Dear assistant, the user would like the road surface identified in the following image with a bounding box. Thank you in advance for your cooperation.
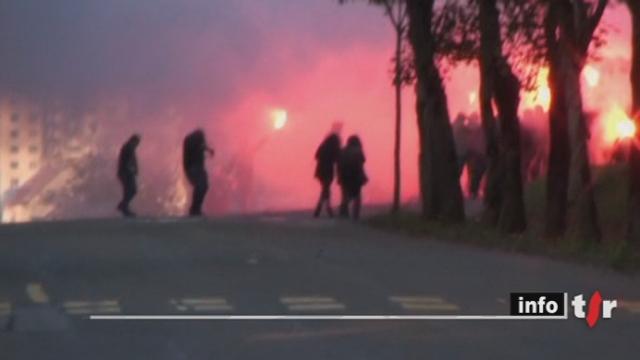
[0,213,639,359]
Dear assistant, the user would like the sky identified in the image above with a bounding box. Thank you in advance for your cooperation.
[0,0,634,214]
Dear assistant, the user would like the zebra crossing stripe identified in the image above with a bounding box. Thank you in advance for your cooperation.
[280,297,336,304]
[0,302,11,316]
[390,296,443,303]
[390,295,460,312]
[281,296,346,312]
[26,283,50,304]
[171,297,233,312]
[64,300,121,315]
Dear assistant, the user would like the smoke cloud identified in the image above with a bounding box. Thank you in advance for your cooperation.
[0,1,633,219]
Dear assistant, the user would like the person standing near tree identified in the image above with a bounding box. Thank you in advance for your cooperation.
[313,133,341,218]
[183,129,214,217]
[337,135,368,220]
[117,134,141,217]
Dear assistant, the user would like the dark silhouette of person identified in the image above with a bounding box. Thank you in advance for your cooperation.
[313,133,341,218]
[117,134,141,217]
[337,135,368,220]
[183,129,214,216]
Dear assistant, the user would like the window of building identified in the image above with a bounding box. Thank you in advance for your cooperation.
[11,113,20,122]
[10,161,18,170]
[30,113,39,122]
[10,130,19,138]
[10,178,19,187]
[10,145,19,153]
[29,161,38,170]
[29,145,38,153]
[29,129,38,137]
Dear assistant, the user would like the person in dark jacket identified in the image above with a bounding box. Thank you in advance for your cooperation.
[313,133,341,218]
[183,129,214,216]
[117,134,141,217]
[337,135,367,220]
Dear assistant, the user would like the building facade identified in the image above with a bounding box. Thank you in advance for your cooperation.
[0,99,44,222]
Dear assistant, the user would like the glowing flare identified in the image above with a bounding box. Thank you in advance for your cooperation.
[583,65,600,88]
[617,118,636,140]
[537,86,551,110]
[270,109,288,130]
[468,91,477,105]
[523,68,551,111]
[602,105,636,143]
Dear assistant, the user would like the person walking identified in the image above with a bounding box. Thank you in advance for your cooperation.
[117,134,141,217]
[183,129,214,216]
[313,133,341,218]
[337,135,368,220]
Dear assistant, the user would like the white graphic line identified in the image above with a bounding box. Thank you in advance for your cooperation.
[90,314,568,321]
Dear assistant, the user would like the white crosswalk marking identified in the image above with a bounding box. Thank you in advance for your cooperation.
[620,300,640,314]
[390,295,460,312]
[0,302,11,316]
[64,300,121,315]
[26,283,50,304]
[281,296,346,312]
[171,297,233,312]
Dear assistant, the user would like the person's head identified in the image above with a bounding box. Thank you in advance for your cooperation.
[129,134,141,147]
[331,121,344,135]
[193,128,206,142]
[326,133,341,149]
[346,135,362,149]
[453,113,468,130]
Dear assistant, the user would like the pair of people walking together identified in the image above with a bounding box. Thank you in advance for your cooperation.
[314,134,368,220]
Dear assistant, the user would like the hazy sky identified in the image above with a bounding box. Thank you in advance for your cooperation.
[0,1,634,212]
[0,0,389,112]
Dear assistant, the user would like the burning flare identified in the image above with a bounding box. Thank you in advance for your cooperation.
[602,105,636,143]
[523,68,551,111]
[583,65,600,88]
[270,108,288,130]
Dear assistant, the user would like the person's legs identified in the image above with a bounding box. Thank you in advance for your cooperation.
[189,168,209,216]
[325,184,334,217]
[118,175,137,217]
[352,189,362,220]
[117,178,126,214]
[314,182,332,218]
[339,186,349,218]
[314,184,326,218]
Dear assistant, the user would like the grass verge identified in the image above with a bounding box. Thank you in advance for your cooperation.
[368,165,640,273]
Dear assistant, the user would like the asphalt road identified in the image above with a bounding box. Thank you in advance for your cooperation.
[0,213,639,359]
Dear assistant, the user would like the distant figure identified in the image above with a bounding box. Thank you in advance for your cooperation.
[313,133,341,218]
[452,113,486,198]
[337,135,368,220]
[183,129,215,216]
[117,134,141,217]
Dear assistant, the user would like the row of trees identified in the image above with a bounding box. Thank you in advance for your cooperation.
[350,0,639,243]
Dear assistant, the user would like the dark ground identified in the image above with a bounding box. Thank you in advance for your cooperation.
[0,213,639,359]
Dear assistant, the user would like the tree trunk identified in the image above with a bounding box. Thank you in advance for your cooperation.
[628,1,640,243]
[478,0,502,226]
[545,61,570,238]
[561,51,601,242]
[407,0,465,222]
[478,0,526,233]
[392,29,403,214]
[545,0,603,241]
[555,2,601,242]
[495,64,527,233]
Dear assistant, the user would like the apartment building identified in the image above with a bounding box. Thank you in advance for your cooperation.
[0,99,43,221]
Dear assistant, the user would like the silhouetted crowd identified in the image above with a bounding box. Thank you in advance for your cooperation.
[313,133,368,220]
[451,112,548,198]
[116,129,368,220]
